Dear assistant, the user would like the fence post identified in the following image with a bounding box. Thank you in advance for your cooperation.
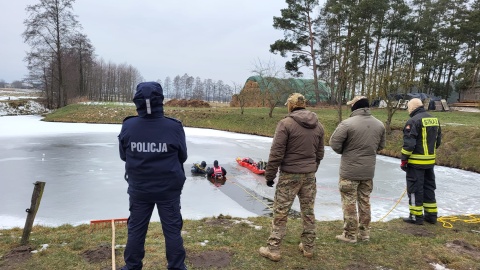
[21,181,46,245]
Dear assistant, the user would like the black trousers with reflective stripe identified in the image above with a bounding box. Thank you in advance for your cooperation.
[406,166,437,217]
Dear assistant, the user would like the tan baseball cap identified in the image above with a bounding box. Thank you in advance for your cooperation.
[346,95,367,106]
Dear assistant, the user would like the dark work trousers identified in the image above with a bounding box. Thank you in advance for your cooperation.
[124,196,187,270]
[406,166,437,216]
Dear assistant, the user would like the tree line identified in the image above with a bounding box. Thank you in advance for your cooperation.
[21,0,241,109]
[22,0,142,109]
[158,74,236,103]
[24,0,479,115]
[271,0,480,108]
[0,80,27,89]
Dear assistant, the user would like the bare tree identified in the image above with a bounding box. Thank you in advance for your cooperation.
[11,81,25,89]
[64,33,94,99]
[231,82,246,114]
[185,75,194,99]
[215,80,224,102]
[179,74,188,99]
[223,84,233,103]
[204,79,213,102]
[173,75,181,99]
[192,77,204,100]
[163,76,172,99]
[23,0,80,108]
[251,59,290,117]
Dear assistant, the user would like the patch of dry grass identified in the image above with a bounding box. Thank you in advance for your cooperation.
[1,216,479,269]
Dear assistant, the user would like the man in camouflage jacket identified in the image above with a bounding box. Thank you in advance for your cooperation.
[259,93,325,261]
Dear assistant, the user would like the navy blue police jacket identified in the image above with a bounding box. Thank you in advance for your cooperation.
[118,83,187,201]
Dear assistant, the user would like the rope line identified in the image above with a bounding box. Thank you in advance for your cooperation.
[377,189,407,222]
[438,214,480,229]
[374,187,480,229]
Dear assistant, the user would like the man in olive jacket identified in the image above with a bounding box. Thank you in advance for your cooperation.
[259,93,325,261]
[329,96,386,243]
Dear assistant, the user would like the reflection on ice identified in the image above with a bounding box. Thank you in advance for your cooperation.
[0,116,479,229]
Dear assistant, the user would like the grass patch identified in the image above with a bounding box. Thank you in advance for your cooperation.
[1,216,479,269]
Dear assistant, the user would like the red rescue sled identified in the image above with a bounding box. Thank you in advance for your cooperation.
[236,157,266,175]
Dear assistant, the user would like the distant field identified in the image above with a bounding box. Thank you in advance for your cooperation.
[0,88,42,97]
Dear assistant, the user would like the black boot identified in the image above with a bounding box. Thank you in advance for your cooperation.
[403,214,424,225]
[424,214,437,224]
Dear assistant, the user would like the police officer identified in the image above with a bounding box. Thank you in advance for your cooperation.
[259,93,325,261]
[118,81,188,270]
[401,98,442,225]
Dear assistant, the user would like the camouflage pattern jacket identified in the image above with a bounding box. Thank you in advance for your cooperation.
[265,109,325,181]
[329,108,386,181]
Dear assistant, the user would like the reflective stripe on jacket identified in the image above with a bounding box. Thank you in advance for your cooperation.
[401,107,442,167]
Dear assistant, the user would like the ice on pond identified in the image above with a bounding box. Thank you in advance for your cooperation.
[0,116,478,229]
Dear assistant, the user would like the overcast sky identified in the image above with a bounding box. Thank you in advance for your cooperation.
[0,0,298,86]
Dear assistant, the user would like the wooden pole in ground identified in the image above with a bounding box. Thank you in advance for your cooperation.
[111,220,116,270]
[21,181,46,245]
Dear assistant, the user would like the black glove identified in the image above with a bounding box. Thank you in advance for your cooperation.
[401,160,408,172]
[266,180,275,187]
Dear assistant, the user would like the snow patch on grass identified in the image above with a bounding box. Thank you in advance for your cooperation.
[0,100,50,116]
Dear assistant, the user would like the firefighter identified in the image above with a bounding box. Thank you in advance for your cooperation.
[401,98,442,225]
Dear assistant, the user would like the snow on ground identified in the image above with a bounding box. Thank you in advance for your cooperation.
[0,115,119,137]
[0,115,274,140]
[0,88,49,116]
[0,100,50,116]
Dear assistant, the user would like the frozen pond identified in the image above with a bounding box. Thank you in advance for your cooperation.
[1,115,479,229]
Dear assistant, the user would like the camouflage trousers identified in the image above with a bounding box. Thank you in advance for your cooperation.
[267,172,316,252]
[338,177,373,238]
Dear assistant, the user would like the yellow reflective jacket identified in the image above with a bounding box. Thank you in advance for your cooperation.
[401,107,442,168]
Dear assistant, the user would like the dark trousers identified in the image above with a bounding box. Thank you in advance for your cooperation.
[406,166,437,217]
[124,196,187,270]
